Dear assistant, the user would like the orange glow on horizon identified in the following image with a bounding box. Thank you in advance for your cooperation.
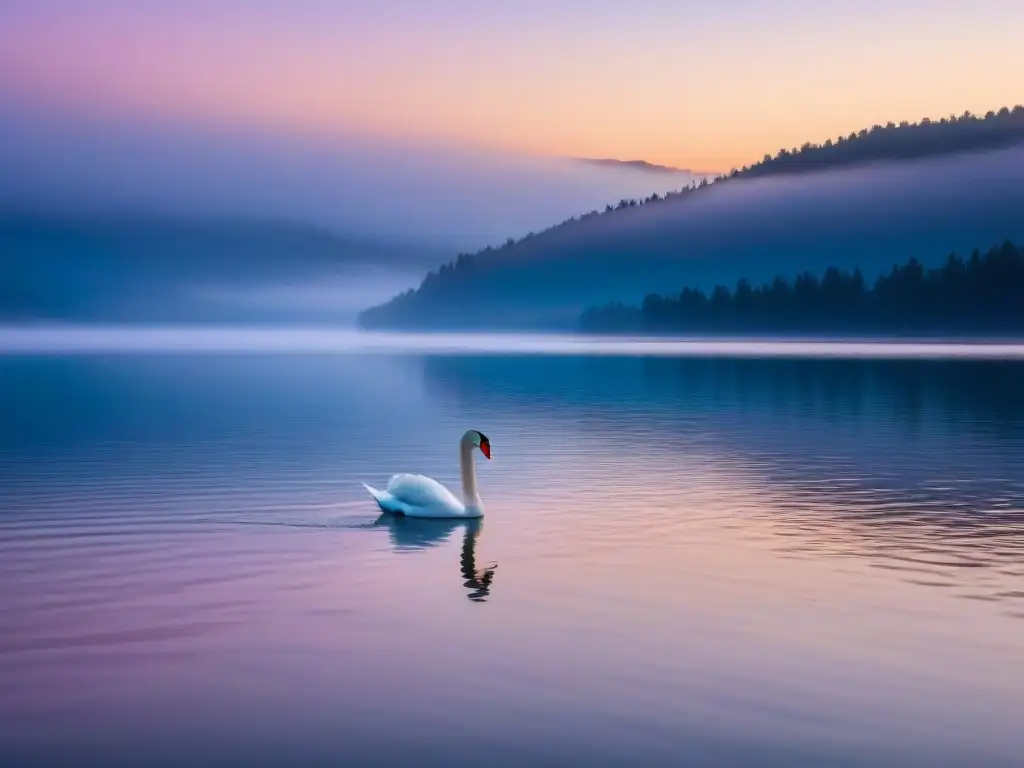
[1,5,1023,173]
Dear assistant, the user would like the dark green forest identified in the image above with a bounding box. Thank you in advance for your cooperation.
[579,241,1024,335]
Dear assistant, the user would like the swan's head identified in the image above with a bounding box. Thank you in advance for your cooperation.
[467,429,491,459]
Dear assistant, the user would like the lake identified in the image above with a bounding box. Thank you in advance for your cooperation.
[2,331,1023,767]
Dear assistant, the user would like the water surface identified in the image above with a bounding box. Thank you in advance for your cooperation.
[1,332,1023,767]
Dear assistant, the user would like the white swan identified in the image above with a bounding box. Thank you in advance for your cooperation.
[363,429,491,518]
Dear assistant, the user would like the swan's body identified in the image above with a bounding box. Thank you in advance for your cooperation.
[363,429,490,519]
[363,473,476,518]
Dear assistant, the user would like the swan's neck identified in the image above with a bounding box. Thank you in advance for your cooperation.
[460,437,481,509]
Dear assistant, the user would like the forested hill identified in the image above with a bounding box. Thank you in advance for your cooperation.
[580,241,1024,335]
[358,106,1024,331]
[732,106,1024,178]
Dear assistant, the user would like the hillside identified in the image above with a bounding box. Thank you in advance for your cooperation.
[359,107,1024,331]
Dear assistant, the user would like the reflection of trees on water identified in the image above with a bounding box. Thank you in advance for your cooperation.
[423,355,1024,442]
[375,514,497,602]
[641,357,1024,441]
[420,354,1024,611]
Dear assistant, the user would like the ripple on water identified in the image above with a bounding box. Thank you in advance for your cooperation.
[2,350,1024,765]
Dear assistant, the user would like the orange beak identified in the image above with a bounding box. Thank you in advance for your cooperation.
[480,440,491,459]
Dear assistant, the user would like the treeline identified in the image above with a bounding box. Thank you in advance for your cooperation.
[733,106,1024,177]
[579,241,1024,334]
[359,105,1024,328]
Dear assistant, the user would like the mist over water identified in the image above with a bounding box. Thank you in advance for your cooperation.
[183,266,431,325]
[0,107,708,325]
[3,327,1024,358]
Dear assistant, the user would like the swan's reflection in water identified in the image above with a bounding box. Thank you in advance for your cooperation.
[374,514,498,602]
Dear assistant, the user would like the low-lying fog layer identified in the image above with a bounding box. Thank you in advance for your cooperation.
[2,327,1023,359]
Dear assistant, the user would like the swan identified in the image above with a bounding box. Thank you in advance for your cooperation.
[363,429,491,518]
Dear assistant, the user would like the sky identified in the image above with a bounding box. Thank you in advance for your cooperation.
[2,1,1022,171]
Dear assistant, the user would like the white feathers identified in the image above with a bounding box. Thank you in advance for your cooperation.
[362,430,488,518]
[364,474,474,518]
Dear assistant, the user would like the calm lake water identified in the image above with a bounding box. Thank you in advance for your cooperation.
[2,331,1023,767]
